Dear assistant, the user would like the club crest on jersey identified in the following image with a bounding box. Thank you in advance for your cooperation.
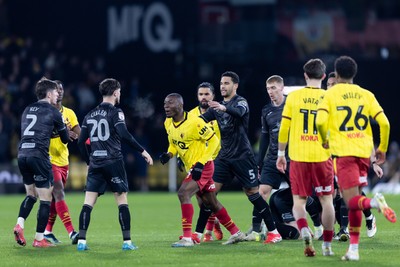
[118,112,125,121]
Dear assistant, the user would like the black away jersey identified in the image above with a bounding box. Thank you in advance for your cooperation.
[18,101,66,160]
[261,98,286,162]
[201,94,253,159]
[80,103,126,168]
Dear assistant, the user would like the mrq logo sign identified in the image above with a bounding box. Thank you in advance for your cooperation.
[107,2,181,52]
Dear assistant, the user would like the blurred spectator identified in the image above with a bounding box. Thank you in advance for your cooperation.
[75,82,96,113]
[0,101,13,162]
[122,118,150,192]
[383,141,400,184]
[132,119,150,192]
[368,141,400,189]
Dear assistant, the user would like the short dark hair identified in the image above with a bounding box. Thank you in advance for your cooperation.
[54,80,63,88]
[166,93,183,105]
[99,78,121,96]
[221,71,239,84]
[303,58,326,79]
[197,82,215,95]
[335,56,357,79]
[35,78,58,100]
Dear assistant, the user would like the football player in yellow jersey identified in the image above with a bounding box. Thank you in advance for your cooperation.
[189,82,221,159]
[277,59,335,257]
[188,82,224,242]
[44,80,80,245]
[327,72,381,241]
[165,82,221,159]
[164,82,224,242]
[160,93,244,247]
[316,56,396,261]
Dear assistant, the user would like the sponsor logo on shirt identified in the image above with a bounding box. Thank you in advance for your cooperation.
[172,140,189,150]
[198,126,208,135]
[93,150,108,157]
[21,143,36,149]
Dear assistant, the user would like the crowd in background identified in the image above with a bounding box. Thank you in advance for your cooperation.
[0,35,399,191]
[0,36,169,190]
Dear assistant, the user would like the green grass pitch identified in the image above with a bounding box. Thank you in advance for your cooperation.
[0,192,399,266]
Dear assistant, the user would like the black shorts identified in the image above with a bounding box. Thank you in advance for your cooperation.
[260,160,290,188]
[269,188,295,223]
[85,159,129,195]
[18,157,53,189]
[213,156,258,189]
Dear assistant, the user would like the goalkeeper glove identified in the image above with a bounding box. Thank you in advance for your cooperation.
[191,162,204,181]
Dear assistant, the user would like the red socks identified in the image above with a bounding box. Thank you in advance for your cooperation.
[296,217,309,231]
[215,207,239,235]
[181,203,194,238]
[45,201,57,232]
[55,200,74,234]
[323,230,334,242]
[206,214,216,231]
[348,195,372,211]
[347,196,366,245]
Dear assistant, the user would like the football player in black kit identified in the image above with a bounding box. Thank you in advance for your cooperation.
[246,75,287,243]
[269,187,323,240]
[194,71,281,244]
[14,78,70,248]
[76,78,153,251]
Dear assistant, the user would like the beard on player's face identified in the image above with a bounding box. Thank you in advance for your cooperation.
[199,102,209,109]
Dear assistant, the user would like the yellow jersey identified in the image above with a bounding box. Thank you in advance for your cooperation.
[49,106,79,166]
[279,87,330,162]
[189,106,221,159]
[316,83,390,157]
[164,111,219,172]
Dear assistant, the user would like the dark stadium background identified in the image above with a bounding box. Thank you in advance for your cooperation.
[1,0,399,192]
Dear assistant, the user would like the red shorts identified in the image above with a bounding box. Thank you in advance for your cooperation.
[183,161,216,195]
[290,159,334,197]
[52,164,69,185]
[335,156,369,191]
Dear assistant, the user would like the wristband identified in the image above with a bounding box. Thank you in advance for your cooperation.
[371,161,377,165]
[277,150,285,157]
